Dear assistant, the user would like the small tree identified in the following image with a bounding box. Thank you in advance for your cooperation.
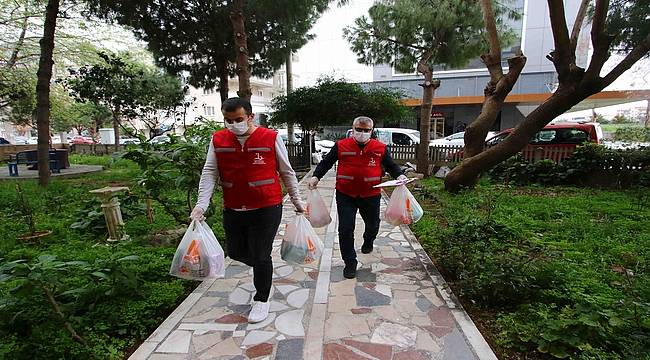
[64,51,184,147]
[444,0,650,191]
[344,0,517,175]
[269,77,407,132]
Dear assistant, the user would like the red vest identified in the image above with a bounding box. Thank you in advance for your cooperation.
[212,127,282,209]
[336,138,386,198]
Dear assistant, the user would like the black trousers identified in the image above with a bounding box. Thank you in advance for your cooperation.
[336,191,381,266]
[223,204,282,302]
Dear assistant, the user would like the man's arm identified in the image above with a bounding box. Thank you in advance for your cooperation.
[275,136,305,212]
[313,143,338,179]
[381,146,404,179]
[195,141,219,211]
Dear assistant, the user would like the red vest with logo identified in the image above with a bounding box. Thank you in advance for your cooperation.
[212,127,282,209]
[336,138,386,198]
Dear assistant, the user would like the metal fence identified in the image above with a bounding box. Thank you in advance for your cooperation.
[285,143,311,172]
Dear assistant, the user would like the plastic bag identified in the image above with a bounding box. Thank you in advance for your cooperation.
[281,214,324,265]
[306,189,331,228]
[384,185,424,226]
[170,220,225,280]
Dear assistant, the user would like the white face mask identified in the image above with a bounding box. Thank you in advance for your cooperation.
[353,130,371,143]
[226,120,250,135]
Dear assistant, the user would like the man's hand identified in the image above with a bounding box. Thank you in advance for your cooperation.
[308,176,319,190]
[190,206,205,221]
[397,174,408,181]
[295,200,306,215]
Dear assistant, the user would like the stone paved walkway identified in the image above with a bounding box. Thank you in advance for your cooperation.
[130,170,496,360]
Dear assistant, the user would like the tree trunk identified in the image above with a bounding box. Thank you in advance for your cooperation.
[230,0,251,101]
[416,65,439,176]
[112,105,120,151]
[218,61,229,103]
[444,89,586,191]
[645,99,649,128]
[286,49,294,143]
[35,0,59,187]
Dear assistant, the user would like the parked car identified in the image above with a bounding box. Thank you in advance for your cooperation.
[150,135,171,144]
[0,137,10,145]
[486,122,603,147]
[120,138,141,145]
[26,136,39,144]
[315,139,335,153]
[14,136,28,144]
[71,136,97,145]
[275,128,302,143]
[429,131,498,147]
[346,127,421,146]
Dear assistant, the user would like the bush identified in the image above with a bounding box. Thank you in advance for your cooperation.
[489,144,650,188]
[614,127,650,142]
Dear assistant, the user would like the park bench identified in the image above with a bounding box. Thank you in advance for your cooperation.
[7,151,60,177]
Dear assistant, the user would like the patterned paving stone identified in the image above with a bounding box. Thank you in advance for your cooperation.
[343,339,393,360]
[192,332,223,353]
[275,310,305,337]
[156,330,192,353]
[228,288,251,305]
[394,350,431,360]
[275,285,299,296]
[442,329,478,360]
[246,312,277,331]
[199,338,241,359]
[268,301,290,312]
[370,322,417,348]
[355,286,391,307]
[325,313,371,340]
[274,265,294,278]
[275,338,304,360]
[355,268,377,282]
[245,343,273,359]
[323,343,370,360]
[287,289,310,308]
[351,308,372,314]
[241,330,276,347]
[416,296,434,312]
[215,314,248,324]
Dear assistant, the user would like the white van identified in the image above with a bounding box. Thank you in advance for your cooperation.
[346,127,421,146]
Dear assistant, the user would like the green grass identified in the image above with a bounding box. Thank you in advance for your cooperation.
[600,123,644,133]
[0,154,224,359]
[411,178,650,359]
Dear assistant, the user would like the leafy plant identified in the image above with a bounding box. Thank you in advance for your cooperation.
[70,191,146,236]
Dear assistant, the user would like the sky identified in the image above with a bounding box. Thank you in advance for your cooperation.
[292,0,374,87]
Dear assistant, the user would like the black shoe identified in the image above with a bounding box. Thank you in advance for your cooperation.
[343,263,357,279]
[361,243,373,254]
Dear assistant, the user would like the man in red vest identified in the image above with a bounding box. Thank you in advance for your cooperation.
[309,116,406,279]
[190,97,305,323]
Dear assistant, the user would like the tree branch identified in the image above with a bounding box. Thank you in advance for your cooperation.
[479,0,503,81]
[42,286,88,346]
[570,0,589,53]
[602,33,650,87]
[585,0,611,79]
[546,0,573,80]
[371,29,428,51]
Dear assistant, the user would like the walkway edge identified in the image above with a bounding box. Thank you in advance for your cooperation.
[383,191,499,360]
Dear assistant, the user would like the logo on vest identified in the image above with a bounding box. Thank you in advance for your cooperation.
[368,157,377,167]
[253,153,266,165]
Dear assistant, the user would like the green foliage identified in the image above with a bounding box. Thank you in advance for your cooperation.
[603,0,650,57]
[87,0,331,91]
[612,114,633,124]
[0,159,202,358]
[343,0,519,72]
[412,179,650,359]
[614,127,650,142]
[270,77,408,131]
[63,51,185,139]
[70,192,147,236]
[488,144,650,188]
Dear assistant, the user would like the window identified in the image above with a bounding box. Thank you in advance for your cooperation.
[530,130,557,144]
[486,133,509,147]
[392,132,412,145]
[203,88,214,95]
[204,106,215,116]
[556,129,589,144]
[258,90,264,97]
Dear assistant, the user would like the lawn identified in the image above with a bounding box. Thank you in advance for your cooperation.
[411,178,650,359]
[0,154,224,359]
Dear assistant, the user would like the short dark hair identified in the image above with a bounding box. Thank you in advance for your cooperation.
[221,97,252,114]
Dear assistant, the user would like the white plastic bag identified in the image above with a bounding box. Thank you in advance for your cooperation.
[281,214,324,265]
[170,220,225,280]
[306,189,331,228]
[384,185,424,226]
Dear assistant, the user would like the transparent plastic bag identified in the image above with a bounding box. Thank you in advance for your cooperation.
[384,185,424,226]
[306,189,331,228]
[281,214,324,265]
[170,220,225,280]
